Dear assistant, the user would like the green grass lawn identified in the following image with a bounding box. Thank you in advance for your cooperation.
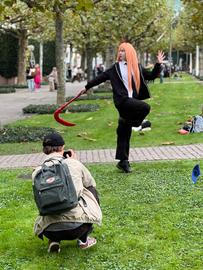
[0,74,203,155]
[0,160,203,270]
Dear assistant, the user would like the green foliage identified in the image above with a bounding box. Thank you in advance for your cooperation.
[23,103,100,114]
[29,39,56,75]
[23,104,59,114]
[13,84,28,88]
[66,95,112,101]
[0,161,203,269]
[0,84,27,89]
[0,33,18,78]
[68,103,100,112]
[94,85,112,93]
[67,0,171,55]
[0,126,55,143]
[43,40,56,75]
[0,87,15,93]
[175,1,203,50]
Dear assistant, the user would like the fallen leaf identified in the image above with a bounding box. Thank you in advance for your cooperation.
[161,141,175,145]
[77,132,96,141]
[86,117,93,121]
[83,137,97,141]
[77,132,88,137]
[108,121,114,127]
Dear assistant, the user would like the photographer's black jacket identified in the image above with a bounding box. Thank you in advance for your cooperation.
[85,62,161,107]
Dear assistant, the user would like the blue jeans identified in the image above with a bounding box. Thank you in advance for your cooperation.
[27,79,35,91]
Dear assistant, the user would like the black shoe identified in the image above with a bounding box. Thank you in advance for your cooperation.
[116,160,132,173]
[141,120,151,129]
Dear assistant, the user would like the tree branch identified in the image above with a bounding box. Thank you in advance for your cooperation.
[0,26,19,38]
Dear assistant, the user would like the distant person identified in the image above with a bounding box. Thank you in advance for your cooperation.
[34,64,41,90]
[77,66,84,82]
[97,64,104,75]
[26,64,35,91]
[160,64,164,83]
[48,67,58,91]
[67,65,72,81]
[71,66,79,83]
[32,132,102,253]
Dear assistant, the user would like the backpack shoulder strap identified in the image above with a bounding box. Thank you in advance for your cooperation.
[43,157,65,164]
[190,116,196,133]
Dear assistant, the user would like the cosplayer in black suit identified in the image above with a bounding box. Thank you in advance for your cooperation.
[84,42,165,173]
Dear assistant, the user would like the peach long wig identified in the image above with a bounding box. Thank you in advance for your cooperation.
[116,42,140,94]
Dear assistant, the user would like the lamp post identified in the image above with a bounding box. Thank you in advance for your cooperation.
[169,22,173,77]
[28,45,35,66]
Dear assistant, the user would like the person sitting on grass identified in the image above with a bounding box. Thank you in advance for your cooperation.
[32,132,102,253]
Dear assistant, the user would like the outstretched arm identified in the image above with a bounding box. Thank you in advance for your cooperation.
[85,71,110,91]
[141,50,165,81]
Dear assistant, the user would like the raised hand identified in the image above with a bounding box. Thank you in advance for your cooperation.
[157,50,165,64]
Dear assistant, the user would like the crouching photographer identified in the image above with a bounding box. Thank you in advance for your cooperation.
[32,132,102,253]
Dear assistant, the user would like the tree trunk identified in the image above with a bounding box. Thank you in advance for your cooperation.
[102,44,115,90]
[55,11,65,104]
[105,44,115,69]
[86,41,93,82]
[199,46,203,78]
[17,29,27,85]
[86,42,94,97]
[80,49,86,72]
[39,42,43,80]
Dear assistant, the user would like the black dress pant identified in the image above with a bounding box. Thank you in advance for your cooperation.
[116,98,150,161]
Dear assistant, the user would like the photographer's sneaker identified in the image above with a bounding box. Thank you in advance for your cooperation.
[48,241,61,253]
[77,237,97,249]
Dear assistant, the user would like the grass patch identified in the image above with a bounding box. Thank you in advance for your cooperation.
[0,160,203,269]
[0,74,203,155]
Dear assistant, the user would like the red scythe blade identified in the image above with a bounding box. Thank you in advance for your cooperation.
[54,89,85,126]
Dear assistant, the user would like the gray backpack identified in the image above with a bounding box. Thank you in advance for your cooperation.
[33,158,78,216]
[190,115,203,133]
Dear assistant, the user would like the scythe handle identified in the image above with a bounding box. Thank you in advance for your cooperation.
[54,89,86,126]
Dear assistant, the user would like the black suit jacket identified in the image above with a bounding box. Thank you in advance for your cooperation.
[85,62,161,107]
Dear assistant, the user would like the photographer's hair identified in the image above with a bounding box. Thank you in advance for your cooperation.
[43,145,63,155]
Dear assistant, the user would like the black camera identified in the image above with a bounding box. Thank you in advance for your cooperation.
[63,150,72,158]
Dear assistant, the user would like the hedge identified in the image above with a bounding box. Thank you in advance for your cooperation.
[68,104,100,112]
[23,104,59,114]
[66,95,112,102]
[0,87,15,93]
[93,85,112,93]
[0,127,56,143]
[23,104,100,114]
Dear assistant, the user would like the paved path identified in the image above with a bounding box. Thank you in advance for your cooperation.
[0,143,203,168]
[0,81,86,126]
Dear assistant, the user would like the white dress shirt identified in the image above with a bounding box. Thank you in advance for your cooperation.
[119,61,133,98]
